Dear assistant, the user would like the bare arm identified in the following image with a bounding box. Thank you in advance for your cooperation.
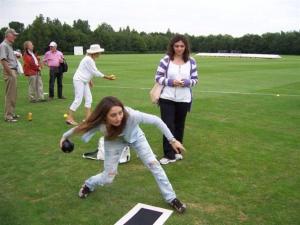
[60,127,77,148]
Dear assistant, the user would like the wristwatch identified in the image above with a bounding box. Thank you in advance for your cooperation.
[169,138,177,144]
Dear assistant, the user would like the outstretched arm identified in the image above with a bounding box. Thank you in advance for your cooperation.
[60,126,99,148]
[86,57,104,78]
[131,108,185,153]
[60,127,77,148]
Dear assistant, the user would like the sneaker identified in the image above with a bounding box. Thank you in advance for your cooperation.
[5,117,18,122]
[175,154,183,160]
[58,96,67,99]
[12,114,20,119]
[78,184,91,198]
[169,198,186,213]
[159,157,176,165]
[82,150,98,160]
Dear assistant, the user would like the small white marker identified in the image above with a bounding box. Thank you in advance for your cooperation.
[276,94,280,96]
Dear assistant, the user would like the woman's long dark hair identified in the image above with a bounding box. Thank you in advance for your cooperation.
[75,96,128,140]
[167,34,190,62]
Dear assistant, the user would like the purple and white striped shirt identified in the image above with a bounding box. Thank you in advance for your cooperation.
[155,55,198,102]
[155,55,198,87]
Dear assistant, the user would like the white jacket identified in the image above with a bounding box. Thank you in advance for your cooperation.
[73,55,104,83]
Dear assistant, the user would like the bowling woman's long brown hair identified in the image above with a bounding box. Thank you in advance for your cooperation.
[75,96,128,140]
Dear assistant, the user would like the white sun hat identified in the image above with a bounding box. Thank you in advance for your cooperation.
[86,44,105,54]
[49,41,57,47]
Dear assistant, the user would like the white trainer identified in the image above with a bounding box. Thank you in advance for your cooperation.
[159,157,176,165]
[175,154,183,160]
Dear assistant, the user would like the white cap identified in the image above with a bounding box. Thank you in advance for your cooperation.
[49,41,57,47]
[5,28,19,36]
[86,44,105,54]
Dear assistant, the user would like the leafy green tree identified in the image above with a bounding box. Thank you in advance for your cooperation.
[1,15,299,54]
[237,34,263,53]
[73,19,92,34]
[8,21,24,33]
[131,33,147,52]
[0,27,8,40]
[14,15,51,53]
[92,23,115,51]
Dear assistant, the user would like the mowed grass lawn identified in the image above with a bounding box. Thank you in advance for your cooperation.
[0,54,299,225]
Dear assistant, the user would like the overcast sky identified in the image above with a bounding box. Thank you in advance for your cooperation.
[0,0,299,37]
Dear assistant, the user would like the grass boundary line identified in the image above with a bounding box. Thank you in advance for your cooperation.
[4,80,300,97]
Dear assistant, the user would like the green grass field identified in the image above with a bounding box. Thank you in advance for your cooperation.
[0,54,299,225]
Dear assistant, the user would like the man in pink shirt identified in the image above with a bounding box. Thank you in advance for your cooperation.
[43,41,65,99]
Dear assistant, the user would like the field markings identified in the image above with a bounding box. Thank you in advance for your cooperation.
[84,84,300,97]
[12,80,300,97]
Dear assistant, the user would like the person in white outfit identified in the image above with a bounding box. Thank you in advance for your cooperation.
[66,44,115,125]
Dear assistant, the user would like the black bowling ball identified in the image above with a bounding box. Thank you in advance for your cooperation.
[61,139,74,153]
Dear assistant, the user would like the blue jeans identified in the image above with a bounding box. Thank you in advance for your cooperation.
[85,135,176,203]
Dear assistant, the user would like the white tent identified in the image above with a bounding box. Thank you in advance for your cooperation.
[196,53,281,59]
[74,46,83,55]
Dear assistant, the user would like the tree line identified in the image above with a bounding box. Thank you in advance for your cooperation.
[1,14,300,55]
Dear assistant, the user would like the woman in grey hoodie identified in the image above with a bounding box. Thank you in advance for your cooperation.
[60,96,186,213]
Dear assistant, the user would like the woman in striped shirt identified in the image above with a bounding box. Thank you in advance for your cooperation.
[155,35,198,165]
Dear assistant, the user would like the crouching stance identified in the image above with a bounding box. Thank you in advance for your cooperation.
[60,96,186,213]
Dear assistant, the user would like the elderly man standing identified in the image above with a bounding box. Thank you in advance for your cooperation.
[43,41,65,100]
[0,28,20,122]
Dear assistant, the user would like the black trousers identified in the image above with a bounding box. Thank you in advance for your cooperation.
[159,98,191,159]
[49,67,63,98]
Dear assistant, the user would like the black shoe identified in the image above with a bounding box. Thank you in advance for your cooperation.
[58,96,66,99]
[82,150,98,160]
[169,198,186,213]
[78,184,91,198]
